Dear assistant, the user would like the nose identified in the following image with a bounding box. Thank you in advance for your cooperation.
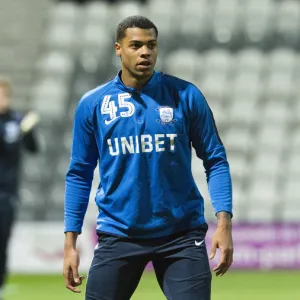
[140,45,151,58]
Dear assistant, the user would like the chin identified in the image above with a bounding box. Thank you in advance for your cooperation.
[135,69,154,78]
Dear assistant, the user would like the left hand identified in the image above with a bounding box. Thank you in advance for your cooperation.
[20,111,40,134]
[210,214,233,276]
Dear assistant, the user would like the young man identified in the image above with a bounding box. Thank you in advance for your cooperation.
[63,16,233,300]
[0,79,39,300]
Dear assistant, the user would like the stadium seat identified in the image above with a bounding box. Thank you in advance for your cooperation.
[116,1,143,23]
[227,153,249,180]
[282,206,300,222]
[231,72,262,100]
[84,1,111,24]
[290,128,300,150]
[211,0,241,45]
[246,206,276,222]
[268,48,297,73]
[242,0,275,46]
[229,96,258,126]
[22,154,44,182]
[231,182,246,206]
[165,49,203,83]
[246,179,279,222]
[63,131,73,153]
[50,1,80,22]
[207,101,227,129]
[276,0,300,46]
[292,96,300,122]
[251,152,281,178]
[204,49,232,75]
[256,123,286,151]
[45,22,76,49]
[199,73,229,104]
[265,73,295,100]
[282,179,299,204]
[179,0,211,48]
[49,181,66,206]
[147,0,175,41]
[31,77,68,116]
[236,48,265,74]
[81,23,112,49]
[223,127,253,154]
[37,51,74,77]
[261,101,290,124]
[19,185,40,207]
[56,154,71,179]
[286,152,300,176]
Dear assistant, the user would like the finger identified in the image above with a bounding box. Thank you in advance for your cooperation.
[216,249,233,276]
[63,270,71,288]
[221,249,234,276]
[64,269,81,293]
[72,265,80,284]
[210,242,217,259]
[213,248,227,272]
[66,284,82,293]
[228,249,233,267]
[72,275,85,287]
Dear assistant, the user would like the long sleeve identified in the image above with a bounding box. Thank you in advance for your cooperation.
[23,129,39,153]
[189,86,232,216]
[64,97,99,233]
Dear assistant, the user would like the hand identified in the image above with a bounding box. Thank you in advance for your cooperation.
[63,247,84,293]
[210,213,233,276]
[20,111,40,134]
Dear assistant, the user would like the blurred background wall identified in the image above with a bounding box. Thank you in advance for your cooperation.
[0,0,299,272]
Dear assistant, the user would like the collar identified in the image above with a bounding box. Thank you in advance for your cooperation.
[113,70,160,93]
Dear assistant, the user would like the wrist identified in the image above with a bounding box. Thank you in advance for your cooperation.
[216,211,232,229]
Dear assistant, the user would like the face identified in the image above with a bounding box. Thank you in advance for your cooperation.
[115,27,158,80]
[0,86,11,113]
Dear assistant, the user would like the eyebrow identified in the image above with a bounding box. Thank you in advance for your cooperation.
[129,39,157,44]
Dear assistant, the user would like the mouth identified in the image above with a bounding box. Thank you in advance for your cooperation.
[137,61,152,70]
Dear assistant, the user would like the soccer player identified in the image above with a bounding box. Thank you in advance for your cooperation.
[0,79,39,300]
[63,16,233,300]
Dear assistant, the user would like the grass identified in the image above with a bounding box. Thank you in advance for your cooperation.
[4,271,300,300]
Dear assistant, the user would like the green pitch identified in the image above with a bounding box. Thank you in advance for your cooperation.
[4,271,300,300]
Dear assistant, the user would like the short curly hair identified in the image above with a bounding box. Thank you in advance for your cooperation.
[116,16,158,42]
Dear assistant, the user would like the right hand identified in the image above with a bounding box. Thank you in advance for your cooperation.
[63,247,84,293]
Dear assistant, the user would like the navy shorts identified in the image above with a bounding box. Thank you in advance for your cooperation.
[86,224,211,300]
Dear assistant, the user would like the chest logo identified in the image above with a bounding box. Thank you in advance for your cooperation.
[157,107,176,124]
[4,121,20,143]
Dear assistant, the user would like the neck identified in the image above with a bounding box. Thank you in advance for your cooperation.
[0,108,9,115]
[121,69,153,90]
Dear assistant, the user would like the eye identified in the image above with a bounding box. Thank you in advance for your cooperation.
[148,44,156,49]
[131,43,140,49]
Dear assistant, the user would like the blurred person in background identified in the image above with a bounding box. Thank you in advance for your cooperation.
[0,79,39,300]
[63,16,233,300]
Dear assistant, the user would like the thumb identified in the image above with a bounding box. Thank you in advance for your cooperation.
[210,242,217,260]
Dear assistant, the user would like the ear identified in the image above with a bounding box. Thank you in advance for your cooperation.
[115,42,121,57]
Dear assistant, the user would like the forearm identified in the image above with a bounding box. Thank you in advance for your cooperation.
[64,159,94,233]
[64,232,79,250]
[207,157,232,216]
[23,130,39,153]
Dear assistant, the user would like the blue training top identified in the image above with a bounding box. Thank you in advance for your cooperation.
[64,70,232,238]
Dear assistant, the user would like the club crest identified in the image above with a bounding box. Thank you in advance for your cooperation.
[157,107,176,124]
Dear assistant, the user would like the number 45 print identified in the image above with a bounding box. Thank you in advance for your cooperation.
[101,93,135,125]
